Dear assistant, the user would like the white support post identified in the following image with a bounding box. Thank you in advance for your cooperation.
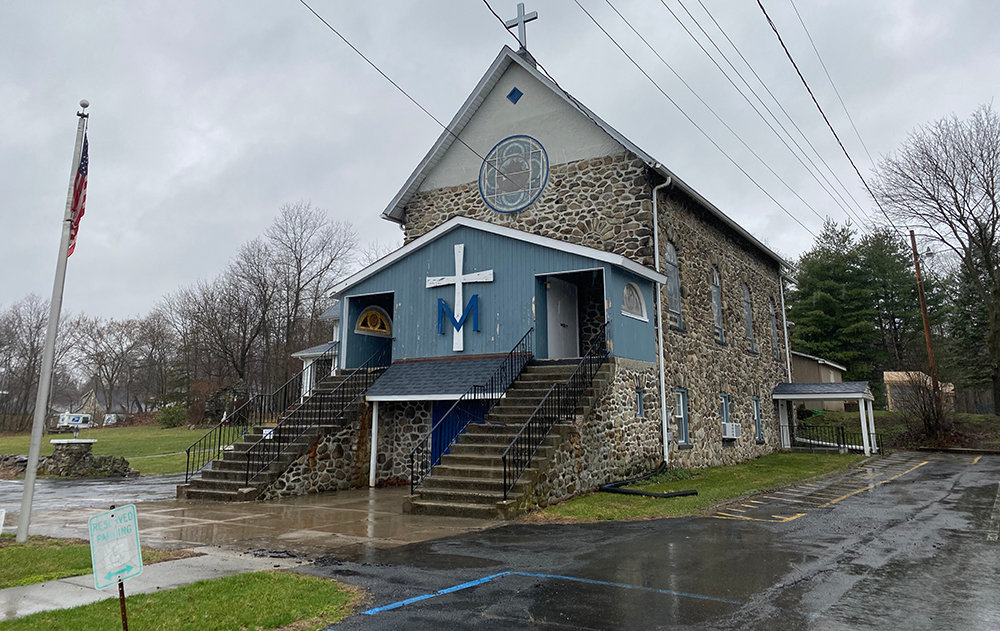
[858,399,871,456]
[778,400,790,449]
[867,400,877,453]
[300,359,315,401]
[369,401,379,488]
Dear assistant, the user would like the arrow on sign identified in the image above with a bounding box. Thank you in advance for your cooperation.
[105,565,135,582]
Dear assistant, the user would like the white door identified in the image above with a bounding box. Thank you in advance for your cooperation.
[547,276,580,358]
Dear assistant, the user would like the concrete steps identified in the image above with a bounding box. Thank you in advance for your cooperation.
[405,359,610,519]
[176,373,363,502]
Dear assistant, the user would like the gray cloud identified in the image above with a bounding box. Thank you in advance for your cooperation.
[2,1,997,318]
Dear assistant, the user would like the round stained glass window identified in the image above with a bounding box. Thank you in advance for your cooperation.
[478,135,549,213]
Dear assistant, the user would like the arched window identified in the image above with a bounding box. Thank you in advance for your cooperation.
[711,266,724,344]
[355,306,392,338]
[622,282,647,320]
[742,283,756,352]
[769,298,780,362]
[665,242,682,329]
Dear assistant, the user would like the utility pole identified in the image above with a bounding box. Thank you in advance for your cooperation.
[909,229,942,424]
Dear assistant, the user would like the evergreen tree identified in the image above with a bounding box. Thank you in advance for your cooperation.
[787,221,877,381]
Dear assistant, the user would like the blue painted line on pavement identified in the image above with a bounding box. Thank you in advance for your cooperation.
[360,570,742,616]
[362,572,512,614]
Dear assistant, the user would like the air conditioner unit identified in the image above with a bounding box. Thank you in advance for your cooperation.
[722,422,742,440]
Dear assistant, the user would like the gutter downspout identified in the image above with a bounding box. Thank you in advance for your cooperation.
[779,272,792,382]
[652,176,672,466]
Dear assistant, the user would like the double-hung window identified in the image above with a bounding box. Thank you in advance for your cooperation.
[675,388,690,446]
[719,392,730,424]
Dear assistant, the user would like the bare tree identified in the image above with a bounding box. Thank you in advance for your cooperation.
[356,239,399,268]
[264,201,357,368]
[873,104,1000,409]
[73,316,142,415]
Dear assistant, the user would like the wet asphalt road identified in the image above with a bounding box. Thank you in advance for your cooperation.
[303,451,1000,630]
[0,473,184,514]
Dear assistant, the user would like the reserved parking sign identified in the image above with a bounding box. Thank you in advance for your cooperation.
[89,504,143,590]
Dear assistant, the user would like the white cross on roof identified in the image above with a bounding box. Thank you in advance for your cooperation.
[505,3,538,49]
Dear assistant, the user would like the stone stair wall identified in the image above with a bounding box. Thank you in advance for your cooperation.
[521,356,662,511]
[176,373,364,502]
[404,360,613,519]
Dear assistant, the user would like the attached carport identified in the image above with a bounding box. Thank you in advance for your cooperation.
[772,382,878,456]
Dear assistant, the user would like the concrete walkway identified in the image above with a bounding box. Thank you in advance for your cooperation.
[1,485,494,621]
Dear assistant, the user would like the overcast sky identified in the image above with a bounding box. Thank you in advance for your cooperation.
[2,1,997,320]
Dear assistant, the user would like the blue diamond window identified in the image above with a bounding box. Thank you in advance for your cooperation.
[507,87,523,104]
[478,135,549,214]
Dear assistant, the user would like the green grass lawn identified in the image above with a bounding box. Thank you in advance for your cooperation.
[0,426,208,475]
[0,571,359,631]
[0,535,190,589]
[543,452,866,521]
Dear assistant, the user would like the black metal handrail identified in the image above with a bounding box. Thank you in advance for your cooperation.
[501,323,609,499]
[243,345,391,485]
[184,344,339,483]
[408,328,533,494]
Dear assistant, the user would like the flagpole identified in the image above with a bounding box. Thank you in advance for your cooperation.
[16,100,89,543]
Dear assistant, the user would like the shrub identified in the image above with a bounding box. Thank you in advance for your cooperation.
[157,405,188,428]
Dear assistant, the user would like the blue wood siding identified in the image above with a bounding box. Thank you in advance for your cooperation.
[337,226,655,364]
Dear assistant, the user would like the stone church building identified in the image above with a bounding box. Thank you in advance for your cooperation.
[181,41,797,516]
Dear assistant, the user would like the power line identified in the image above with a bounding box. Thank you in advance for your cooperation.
[786,0,876,167]
[295,0,517,187]
[689,0,875,227]
[755,0,903,237]
[661,0,872,230]
[604,0,829,224]
[568,0,818,237]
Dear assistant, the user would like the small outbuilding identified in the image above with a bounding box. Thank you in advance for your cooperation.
[772,381,878,455]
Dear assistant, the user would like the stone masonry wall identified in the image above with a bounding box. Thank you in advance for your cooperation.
[528,357,662,508]
[404,150,788,473]
[373,401,431,485]
[260,405,371,499]
[403,152,656,268]
[656,189,786,468]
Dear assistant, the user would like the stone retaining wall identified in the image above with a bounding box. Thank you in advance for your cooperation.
[259,405,371,500]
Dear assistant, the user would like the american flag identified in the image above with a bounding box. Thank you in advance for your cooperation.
[66,134,88,257]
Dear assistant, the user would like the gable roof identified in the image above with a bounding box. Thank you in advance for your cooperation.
[790,350,847,373]
[330,215,667,297]
[772,381,873,401]
[382,45,790,270]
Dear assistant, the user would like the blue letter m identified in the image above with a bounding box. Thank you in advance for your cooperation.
[438,294,480,334]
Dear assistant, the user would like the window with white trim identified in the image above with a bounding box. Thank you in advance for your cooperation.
[622,282,647,321]
[675,388,690,445]
[743,284,756,352]
[719,392,730,425]
[665,242,683,329]
[711,266,725,343]
[753,396,763,442]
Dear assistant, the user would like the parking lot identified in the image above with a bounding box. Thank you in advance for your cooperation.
[311,451,1000,630]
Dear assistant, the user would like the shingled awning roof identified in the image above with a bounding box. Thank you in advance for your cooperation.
[772,381,873,401]
[365,356,509,401]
